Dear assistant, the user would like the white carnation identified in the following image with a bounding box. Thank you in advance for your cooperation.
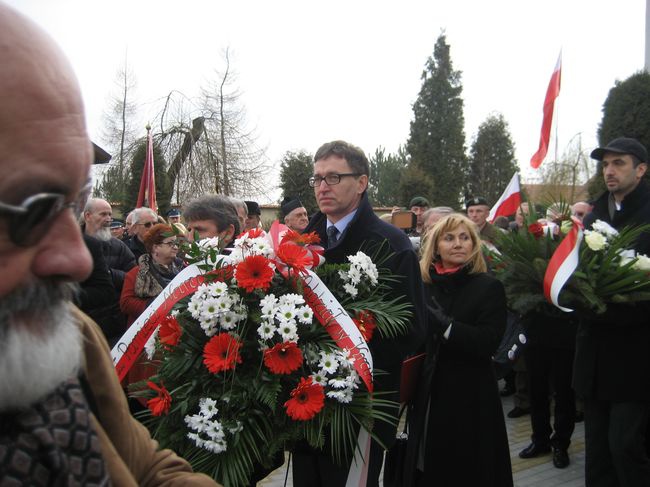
[591,220,619,238]
[584,231,607,251]
[633,254,650,272]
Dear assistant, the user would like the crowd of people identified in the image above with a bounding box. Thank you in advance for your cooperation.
[1,3,649,487]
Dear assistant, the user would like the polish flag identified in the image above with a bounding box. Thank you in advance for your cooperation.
[136,125,157,212]
[530,52,562,169]
[488,173,521,222]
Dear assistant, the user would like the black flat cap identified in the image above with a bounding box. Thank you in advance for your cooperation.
[245,200,261,216]
[281,196,303,217]
[591,137,648,163]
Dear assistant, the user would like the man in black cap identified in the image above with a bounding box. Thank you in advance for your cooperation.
[408,196,430,236]
[573,137,650,486]
[280,196,309,232]
[466,196,500,245]
[244,200,261,231]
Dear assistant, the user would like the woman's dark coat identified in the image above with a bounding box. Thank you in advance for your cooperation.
[404,268,513,486]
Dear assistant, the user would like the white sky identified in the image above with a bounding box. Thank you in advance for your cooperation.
[6,0,647,202]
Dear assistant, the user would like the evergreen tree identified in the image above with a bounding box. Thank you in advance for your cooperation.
[397,165,435,209]
[368,146,409,206]
[278,150,317,215]
[407,33,468,207]
[589,71,650,198]
[467,113,518,205]
[125,137,172,217]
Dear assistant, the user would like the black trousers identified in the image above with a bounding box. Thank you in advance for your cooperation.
[524,344,575,449]
[291,440,384,487]
[584,400,650,487]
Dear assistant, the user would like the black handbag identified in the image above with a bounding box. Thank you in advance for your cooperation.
[383,405,408,487]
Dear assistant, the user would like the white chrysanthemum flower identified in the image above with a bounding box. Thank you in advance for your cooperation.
[343,283,358,298]
[633,254,650,271]
[346,267,362,285]
[311,371,328,386]
[592,220,619,238]
[197,237,221,249]
[279,293,305,307]
[185,413,210,433]
[204,440,227,454]
[260,293,277,311]
[199,398,219,418]
[219,311,239,330]
[328,377,349,389]
[205,421,225,442]
[208,281,229,296]
[319,352,339,374]
[201,321,218,337]
[200,297,222,318]
[327,389,354,403]
[277,304,296,322]
[297,305,314,324]
[257,322,276,340]
[279,322,298,342]
[585,230,607,251]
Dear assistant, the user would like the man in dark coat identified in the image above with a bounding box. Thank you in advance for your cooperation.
[292,140,427,487]
[573,137,650,486]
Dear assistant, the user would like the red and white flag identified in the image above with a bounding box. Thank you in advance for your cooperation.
[136,126,157,211]
[543,217,583,312]
[530,52,562,169]
[488,173,521,222]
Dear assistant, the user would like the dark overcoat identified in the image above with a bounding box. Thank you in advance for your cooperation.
[303,192,428,446]
[404,268,512,487]
[573,179,650,401]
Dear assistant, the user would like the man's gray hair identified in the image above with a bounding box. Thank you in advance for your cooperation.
[423,206,453,220]
[184,195,240,235]
[230,197,248,218]
[132,207,157,224]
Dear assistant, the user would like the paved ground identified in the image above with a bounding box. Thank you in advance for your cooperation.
[260,382,587,486]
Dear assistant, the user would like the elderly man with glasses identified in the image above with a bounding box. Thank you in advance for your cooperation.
[125,207,158,261]
[0,3,218,485]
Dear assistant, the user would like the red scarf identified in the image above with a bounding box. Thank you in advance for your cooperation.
[433,261,463,275]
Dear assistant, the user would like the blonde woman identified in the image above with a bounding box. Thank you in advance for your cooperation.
[404,213,512,486]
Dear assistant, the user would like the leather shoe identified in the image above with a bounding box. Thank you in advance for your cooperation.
[507,406,530,418]
[552,447,570,468]
[519,442,551,459]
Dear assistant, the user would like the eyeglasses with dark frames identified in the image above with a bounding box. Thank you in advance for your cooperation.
[158,240,179,248]
[138,221,155,228]
[0,178,93,247]
[308,173,362,187]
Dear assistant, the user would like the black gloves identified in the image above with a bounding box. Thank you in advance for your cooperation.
[427,299,453,336]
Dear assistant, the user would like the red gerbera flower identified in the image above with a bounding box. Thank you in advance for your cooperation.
[158,315,182,349]
[203,333,243,373]
[528,222,545,239]
[235,255,274,292]
[284,377,325,421]
[146,381,172,416]
[264,341,303,374]
[353,310,377,342]
[275,243,311,274]
[281,229,321,246]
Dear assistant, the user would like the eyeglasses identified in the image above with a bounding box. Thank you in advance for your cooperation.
[0,179,93,247]
[158,240,179,248]
[138,221,155,228]
[308,173,362,187]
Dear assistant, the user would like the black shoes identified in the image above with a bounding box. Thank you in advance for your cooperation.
[507,406,530,418]
[518,442,551,459]
[552,447,570,468]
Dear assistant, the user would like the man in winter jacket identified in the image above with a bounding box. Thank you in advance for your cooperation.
[573,137,650,487]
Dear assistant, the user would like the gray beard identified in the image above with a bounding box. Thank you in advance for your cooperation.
[0,281,83,412]
[94,226,112,242]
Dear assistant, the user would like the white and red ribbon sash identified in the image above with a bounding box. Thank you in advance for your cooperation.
[543,217,583,312]
[111,264,205,381]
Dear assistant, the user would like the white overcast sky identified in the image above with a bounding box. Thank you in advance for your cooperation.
[6,0,647,202]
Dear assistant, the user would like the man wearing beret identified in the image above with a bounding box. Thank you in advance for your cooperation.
[466,196,500,245]
[573,137,650,486]
[244,200,262,231]
[408,196,430,237]
[281,196,309,232]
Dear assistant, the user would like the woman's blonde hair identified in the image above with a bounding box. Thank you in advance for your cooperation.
[419,213,487,283]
